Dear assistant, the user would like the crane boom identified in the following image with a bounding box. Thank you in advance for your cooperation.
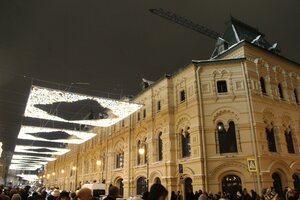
[149,8,221,40]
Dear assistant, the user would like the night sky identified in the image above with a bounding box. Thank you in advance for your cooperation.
[0,0,299,154]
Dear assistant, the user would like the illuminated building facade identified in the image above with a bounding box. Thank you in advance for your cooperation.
[45,19,300,199]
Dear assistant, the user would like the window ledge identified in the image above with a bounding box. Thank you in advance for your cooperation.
[112,168,123,172]
[219,152,238,157]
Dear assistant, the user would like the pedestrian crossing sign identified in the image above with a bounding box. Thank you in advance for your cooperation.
[247,158,257,172]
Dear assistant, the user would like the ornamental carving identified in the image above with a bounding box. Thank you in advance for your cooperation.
[209,161,248,176]
[212,107,239,123]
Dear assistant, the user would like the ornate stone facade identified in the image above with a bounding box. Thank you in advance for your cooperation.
[45,42,300,198]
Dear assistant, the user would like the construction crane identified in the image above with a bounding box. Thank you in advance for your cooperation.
[149,8,221,40]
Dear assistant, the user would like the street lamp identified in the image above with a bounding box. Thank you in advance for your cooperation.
[138,143,149,192]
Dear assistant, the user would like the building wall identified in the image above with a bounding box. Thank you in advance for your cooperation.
[45,44,300,198]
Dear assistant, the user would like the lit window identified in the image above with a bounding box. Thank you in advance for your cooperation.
[217,80,228,93]
[181,129,191,158]
[116,152,124,168]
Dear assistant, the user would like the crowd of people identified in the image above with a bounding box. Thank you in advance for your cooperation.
[1,183,300,200]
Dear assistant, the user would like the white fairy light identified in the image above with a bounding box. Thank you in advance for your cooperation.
[10,164,43,170]
[24,85,142,127]
[15,145,70,155]
[16,174,39,181]
[11,159,47,165]
[18,126,96,144]
[12,154,56,161]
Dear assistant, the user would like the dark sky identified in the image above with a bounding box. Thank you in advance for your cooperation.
[0,0,300,154]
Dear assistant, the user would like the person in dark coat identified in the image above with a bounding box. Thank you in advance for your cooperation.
[147,184,168,200]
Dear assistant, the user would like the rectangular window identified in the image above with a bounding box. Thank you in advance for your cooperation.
[217,80,228,93]
[180,90,186,102]
[157,101,161,112]
[116,152,124,168]
[143,109,146,118]
[137,112,140,121]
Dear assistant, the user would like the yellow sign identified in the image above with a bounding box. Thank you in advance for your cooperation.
[247,158,257,172]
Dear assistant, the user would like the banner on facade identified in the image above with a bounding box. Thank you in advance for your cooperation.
[247,158,257,172]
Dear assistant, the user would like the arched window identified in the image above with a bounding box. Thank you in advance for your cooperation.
[272,173,283,198]
[137,177,147,195]
[222,175,242,199]
[137,139,147,165]
[181,129,191,158]
[294,89,299,104]
[293,174,300,190]
[218,121,238,153]
[137,140,141,165]
[285,128,295,154]
[278,83,284,99]
[116,178,124,197]
[158,132,163,161]
[266,124,277,152]
[260,77,267,94]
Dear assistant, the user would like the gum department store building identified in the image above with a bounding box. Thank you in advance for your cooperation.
[45,18,300,198]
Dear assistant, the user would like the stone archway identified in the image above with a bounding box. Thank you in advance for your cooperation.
[221,174,242,200]
[116,178,124,197]
[293,174,300,191]
[272,172,283,198]
[136,177,147,195]
[184,177,193,200]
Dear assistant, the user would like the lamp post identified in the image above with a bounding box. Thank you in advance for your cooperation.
[138,143,149,192]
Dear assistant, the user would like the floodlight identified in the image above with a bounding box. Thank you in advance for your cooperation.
[15,145,70,155]
[18,125,96,144]
[24,85,142,127]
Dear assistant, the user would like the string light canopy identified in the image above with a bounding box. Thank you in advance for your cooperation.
[14,145,70,155]
[10,163,43,170]
[18,126,96,144]
[24,85,142,127]
[12,154,56,162]
[16,174,39,181]
[11,159,47,165]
